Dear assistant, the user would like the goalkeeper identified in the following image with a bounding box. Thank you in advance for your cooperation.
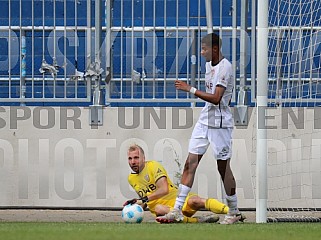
[123,144,229,223]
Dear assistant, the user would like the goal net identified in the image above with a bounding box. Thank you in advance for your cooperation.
[265,0,321,222]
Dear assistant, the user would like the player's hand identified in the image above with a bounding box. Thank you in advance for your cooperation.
[123,198,138,206]
[123,196,149,206]
[175,80,190,92]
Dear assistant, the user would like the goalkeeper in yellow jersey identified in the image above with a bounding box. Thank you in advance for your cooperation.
[123,144,229,223]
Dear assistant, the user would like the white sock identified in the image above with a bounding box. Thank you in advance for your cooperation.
[174,184,191,211]
[226,194,239,215]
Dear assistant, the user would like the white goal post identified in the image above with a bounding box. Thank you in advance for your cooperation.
[256,0,268,224]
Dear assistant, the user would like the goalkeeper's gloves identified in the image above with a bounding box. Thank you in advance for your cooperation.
[123,196,149,206]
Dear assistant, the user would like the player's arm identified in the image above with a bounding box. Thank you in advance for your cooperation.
[123,177,169,206]
[144,176,169,202]
[123,183,149,208]
[175,80,225,105]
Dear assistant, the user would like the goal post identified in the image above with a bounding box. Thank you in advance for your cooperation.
[256,0,321,223]
[256,0,268,224]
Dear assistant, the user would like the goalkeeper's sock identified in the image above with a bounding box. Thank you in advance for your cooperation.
[183,216,198,223]
[174,184,191,211]
[205,198,229,214]
[226,194,239,215]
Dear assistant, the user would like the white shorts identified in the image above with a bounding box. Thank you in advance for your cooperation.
[188,122,233,160]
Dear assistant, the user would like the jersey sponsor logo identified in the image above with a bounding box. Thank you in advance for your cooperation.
[205,82,213,90]
[137,184,157,198]
[156,168,162,174]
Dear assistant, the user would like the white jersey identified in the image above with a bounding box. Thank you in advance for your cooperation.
[198,58,234,128]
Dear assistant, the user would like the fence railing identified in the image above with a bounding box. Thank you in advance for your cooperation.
[0,0,255,106]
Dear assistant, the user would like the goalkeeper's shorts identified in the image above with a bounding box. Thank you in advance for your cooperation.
[148,192,198,217]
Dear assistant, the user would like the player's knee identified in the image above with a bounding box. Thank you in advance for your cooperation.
[217,159,232,179]
[154,204,168,216]
[154,205,162,215]
[187,197,203,210]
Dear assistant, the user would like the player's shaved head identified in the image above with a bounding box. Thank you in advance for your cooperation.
[128,144,145,156]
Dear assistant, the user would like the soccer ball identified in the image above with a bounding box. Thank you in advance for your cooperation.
[121,204,144,223]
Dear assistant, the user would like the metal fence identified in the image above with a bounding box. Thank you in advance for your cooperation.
[0,0,92,103]
[0,0,255,106]
[106,0,254,105]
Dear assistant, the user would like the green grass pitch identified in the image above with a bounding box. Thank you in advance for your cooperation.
[0,222,321,240]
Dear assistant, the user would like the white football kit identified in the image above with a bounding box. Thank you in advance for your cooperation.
[189,58,234,160]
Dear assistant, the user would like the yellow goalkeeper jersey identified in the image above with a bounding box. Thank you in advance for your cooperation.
[128,160,179,215]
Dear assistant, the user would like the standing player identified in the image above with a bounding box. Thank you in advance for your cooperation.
[156,33,243,224]
[123,144,229,223]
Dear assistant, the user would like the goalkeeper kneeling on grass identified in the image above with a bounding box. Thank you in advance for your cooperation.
[123,144,229,223]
